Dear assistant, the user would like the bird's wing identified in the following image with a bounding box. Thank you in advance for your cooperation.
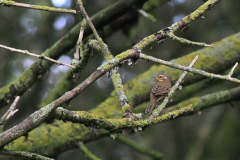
[152,85,171,96]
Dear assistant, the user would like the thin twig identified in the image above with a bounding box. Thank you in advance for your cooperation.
[167,32,212,47]
[134,0,220,49]
[0,44,75,69]
[139,53,240,83]
[0,96,20,125]
[88,40,132,113]
[78,19,87,43]
[74,19,87,60]
[151,55,199,118]
[138,9,156,23]
[228,62,238,78]
[75,0,131,111]
[75,0,113,60]
[77,142,102,160]
[76,0,100,40]
[0,0,76,14]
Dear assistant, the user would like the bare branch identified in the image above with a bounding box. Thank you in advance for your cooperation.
[75,0,101,40]
[138,9,156,23]
[134,0,220,49]
[0,96,20,125]
[74,19,87,61]
[167,32,212,47]
[0,0,76,14]
[139,53,240,83]
[228,62,238,78]
[0,44,75,69]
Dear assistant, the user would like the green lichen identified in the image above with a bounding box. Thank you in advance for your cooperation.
[134,35,156,49]
[1,0,14,6]
[221,35,240,61]
[182,0,219,24]
[6,121,89,156]
[115,50,131,61]
[121,104,131,113]
[101,59,117,70]
[31,5,75,13]
[111,74,123,92]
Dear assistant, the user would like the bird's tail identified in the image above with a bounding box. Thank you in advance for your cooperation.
[145,103,155,114]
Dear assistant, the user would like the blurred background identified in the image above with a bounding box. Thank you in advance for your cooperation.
[0,0,240,160]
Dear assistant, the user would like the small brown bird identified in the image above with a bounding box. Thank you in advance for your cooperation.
[145,74,172,114]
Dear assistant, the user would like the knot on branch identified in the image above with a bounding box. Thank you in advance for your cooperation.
[208,3,214,11]
[178,20,189,31]
[31,62,44,78]
[122,109,144,135]
[122,109,136,120]
[120,99,131,108]
[120,49,140,67]
[107,66,119,78]
[154,32,166,44]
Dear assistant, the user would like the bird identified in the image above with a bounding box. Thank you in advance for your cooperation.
[145,74,172,114]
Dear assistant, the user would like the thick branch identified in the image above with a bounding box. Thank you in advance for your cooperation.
[53,106,193,130]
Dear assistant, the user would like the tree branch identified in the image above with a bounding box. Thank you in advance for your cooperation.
[53,105,193,131]
[0,96,20,126]
[0,44,75,69]
[0,0,76,14]
[139,53,240,83]
[77,142,101,160]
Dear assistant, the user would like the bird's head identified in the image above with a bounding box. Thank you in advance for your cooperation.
[154,74,167,82]
[153,74,172,85]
